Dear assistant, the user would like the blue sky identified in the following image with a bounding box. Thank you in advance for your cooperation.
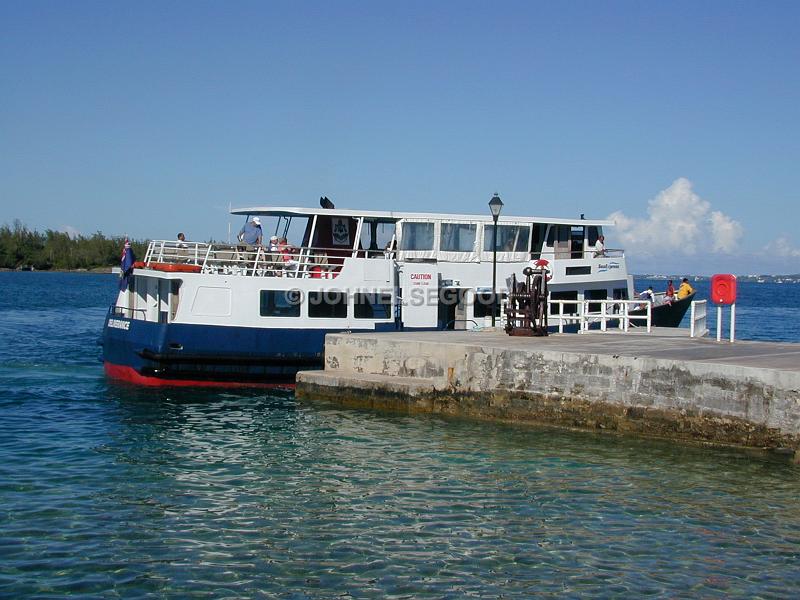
[2,1,798,274]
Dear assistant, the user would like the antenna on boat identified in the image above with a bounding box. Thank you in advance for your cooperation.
[228,201,232,243]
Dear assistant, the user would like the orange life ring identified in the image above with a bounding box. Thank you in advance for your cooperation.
[133,261,146,269]
[149,262,202,273]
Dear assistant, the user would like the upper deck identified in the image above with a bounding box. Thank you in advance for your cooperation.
[138,204,624,281]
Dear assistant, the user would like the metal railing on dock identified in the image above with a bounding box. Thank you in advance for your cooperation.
[547,299,652,333]
[690,299,709,338]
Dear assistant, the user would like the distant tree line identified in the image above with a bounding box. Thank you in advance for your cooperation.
[0,220,149,270]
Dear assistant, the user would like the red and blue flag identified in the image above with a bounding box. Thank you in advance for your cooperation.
[119,239,136,291]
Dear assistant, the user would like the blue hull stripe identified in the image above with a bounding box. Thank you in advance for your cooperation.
[102,314,399,383]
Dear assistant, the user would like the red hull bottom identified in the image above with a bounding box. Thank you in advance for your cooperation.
[103,363,295,389]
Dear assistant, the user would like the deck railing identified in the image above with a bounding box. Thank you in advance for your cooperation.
[141,240,395,278]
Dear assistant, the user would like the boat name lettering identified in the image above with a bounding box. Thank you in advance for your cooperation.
[597,262,620,272]
[108,318,130,330]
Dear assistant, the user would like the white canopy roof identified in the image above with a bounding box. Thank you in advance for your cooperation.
[231,205,613,227]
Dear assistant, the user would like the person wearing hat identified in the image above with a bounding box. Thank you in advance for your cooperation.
[238,216,263,246]
[268,235,279,252]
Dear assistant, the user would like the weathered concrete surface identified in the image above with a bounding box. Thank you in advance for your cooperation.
[296,329,800,459]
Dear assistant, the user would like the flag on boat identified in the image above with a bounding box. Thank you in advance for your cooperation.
[119,239,136,291]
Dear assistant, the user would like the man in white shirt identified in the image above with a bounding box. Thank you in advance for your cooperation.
[593,235,606,257]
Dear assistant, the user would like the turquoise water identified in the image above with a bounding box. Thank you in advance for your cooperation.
[1,272,799,597]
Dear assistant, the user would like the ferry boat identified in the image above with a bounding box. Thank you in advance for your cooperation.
[101,204,635,386]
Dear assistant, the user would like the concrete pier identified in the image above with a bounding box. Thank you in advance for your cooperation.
[296,329,800,460]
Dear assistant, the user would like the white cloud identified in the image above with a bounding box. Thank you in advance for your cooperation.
[764,237,800,258]
[608,178,742,257]
[709,211,743,253]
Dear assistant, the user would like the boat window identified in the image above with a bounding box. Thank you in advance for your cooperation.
[571,226,585,258]
[169,280,181,321]
[308,291,347,318]
[531,223,547,257]
[359,220,396,257]
[354,293,392,319]
[587,226,600,246]
[484,225,530,252]
[440,223,477,252]
[260,290,301,317]
[399,222,435,251]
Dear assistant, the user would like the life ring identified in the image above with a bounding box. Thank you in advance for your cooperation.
[534,258,553,281]
[149,262,202,273]
[133,261,145,269]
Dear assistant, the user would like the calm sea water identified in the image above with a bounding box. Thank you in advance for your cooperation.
[1,272,799,598]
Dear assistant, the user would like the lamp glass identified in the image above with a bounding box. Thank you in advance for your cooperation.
[488,194,503,218]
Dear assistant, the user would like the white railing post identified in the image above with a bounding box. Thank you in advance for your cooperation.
[646,302,652,333]
[600,300,607,332]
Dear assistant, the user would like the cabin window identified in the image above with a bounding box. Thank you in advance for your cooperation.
[360,219,396,257]
[354,293,392,319]
[484,225,530,252]
[531,223,547,257]
[570,226,585,258]
[260,290,301,317]
[440,223,477,252]
[399,222,435,251]
[587,226,600,246]
[308,291,347,318]
[169,280,181,321]
[566,266,591,276]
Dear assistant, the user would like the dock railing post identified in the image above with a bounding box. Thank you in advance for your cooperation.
[730,303,736,342]
[717,305,723,341]
[600,300,607,331]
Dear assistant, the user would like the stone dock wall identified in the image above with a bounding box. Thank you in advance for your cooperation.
[296,332,800,460]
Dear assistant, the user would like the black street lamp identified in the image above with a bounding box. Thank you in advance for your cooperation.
[489,193,504,327]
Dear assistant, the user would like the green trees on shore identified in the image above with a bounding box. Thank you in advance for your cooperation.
[0,221,148,270]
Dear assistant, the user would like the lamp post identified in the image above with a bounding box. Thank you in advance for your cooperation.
[489,193,504,327]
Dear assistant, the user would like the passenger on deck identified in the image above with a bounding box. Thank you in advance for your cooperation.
[238,217,263,246]
[278,237,299,276]
[637,286,655,310]
[639,286,655,302]
[593,235,606,257]
[677,278,695,299]
[664,280,675,304]
[177,232,188,248]
[268,235,279,252]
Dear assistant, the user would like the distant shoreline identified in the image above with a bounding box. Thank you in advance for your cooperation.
[0,267,114,274]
